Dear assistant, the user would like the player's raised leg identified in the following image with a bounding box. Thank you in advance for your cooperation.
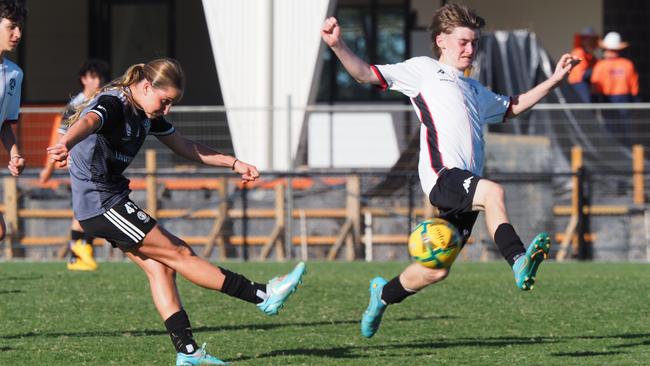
[137,224,305,314]
[474,179,550,290]
[126,251,227,365]
[361,263,448,338]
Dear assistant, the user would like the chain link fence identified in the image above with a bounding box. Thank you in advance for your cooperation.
[3,103,650,262]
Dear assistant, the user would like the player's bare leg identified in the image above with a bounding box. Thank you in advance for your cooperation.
[399,263,449,291]
[136,225,305,314]
[126,250,225,364]
[473,179,550,290]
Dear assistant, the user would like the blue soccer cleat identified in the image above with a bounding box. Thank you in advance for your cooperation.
[257,261,306,316]
[176,343,227,365]
[360,276,388,338]
[513,232,551,291]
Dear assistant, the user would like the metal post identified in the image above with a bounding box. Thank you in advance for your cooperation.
[329,113,334,168]
[576,167,589,260]
[265,0,274,170]
[300,209,308,261]
[285,95,293,259]
[407,174,415,232]
[644,206,650,262]
[364,211,373,262]
[241,185,249,261]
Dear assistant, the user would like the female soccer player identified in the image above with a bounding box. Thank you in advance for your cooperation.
[47,58,305,365]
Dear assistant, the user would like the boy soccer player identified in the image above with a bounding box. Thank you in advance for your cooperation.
[40,59,110,270]
[321,3,579,338]
[0,0,26,241]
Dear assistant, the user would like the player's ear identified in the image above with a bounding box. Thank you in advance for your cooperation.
[435,34,445,50]
[142,79,151,95]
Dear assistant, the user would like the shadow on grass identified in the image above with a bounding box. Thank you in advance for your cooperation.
[0,275,43,281]
[0,314,454,340]
[0,346,14,352]
[231,337,560,361]
[0,289,23,294]
[552,351,625,357]
[232,333,650,362]
[609,338,650,350]
[3,320,648,362]
[0,319,358,340]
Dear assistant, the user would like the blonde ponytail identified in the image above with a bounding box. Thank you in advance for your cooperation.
[64,59,184,126]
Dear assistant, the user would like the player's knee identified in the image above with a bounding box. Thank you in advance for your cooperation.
[171,241,196,259]
[144,263,176,281]
[421,267,449,284]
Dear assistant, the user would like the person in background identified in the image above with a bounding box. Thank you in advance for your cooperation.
[40,59,110,271]
[591,31,639,146]
[0,1,26,241]
[568,27,599,102]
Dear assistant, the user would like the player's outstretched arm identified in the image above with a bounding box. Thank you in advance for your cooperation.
[157,131,260,183]
[321,16,380,85]
[508,54,580,118]
[47,113,101,165]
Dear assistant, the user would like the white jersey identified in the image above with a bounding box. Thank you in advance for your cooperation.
[0,58,23,130]
[372,57,510,196]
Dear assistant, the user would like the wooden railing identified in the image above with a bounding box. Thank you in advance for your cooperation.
[1,150,438,261]
[2,145,646,261]
[554,144,646,260]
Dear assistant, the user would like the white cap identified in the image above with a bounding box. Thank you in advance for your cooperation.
[600,32,629,50]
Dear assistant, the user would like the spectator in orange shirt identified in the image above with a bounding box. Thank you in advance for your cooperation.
[591,31,639,145]
[569,27,598,102]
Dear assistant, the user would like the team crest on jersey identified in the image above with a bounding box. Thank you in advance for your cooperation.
[143,119,151,134]
[8,78,15,96]
[437,69,454,83]
[137,211,150,223]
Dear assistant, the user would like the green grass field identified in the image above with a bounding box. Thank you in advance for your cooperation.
[1,261,649,365]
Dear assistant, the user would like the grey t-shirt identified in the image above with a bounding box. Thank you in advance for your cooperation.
[69,89,175,220]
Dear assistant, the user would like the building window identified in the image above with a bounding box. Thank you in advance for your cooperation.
[89,0,175,80]
[317,0,409,103]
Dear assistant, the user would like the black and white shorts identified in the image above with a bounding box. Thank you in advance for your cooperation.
[79,198,157,250]
[428,167,481,243]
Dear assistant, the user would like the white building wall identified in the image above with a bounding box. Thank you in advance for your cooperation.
[202,0,332,171]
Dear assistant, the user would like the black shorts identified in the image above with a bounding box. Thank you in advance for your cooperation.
[428,168,481,243]
[79,198,157,250]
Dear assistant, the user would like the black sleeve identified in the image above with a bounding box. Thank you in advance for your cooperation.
[87,95,125,134]
[149,116,176,136]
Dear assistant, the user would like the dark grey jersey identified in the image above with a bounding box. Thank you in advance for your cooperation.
[69,89,175,220]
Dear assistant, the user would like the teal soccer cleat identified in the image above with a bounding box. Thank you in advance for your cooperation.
[513,232,551,291]
[360,277,388,338]
[176,343,227,365]
[257,261,306,316]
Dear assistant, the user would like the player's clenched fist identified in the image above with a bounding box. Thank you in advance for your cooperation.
[47,143,69,164]
[553,53,581,81]
[321,17,341,47]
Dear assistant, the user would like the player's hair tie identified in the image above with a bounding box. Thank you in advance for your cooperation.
[231,158,239,171]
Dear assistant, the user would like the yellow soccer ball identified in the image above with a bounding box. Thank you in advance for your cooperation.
[408,218,462,269]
